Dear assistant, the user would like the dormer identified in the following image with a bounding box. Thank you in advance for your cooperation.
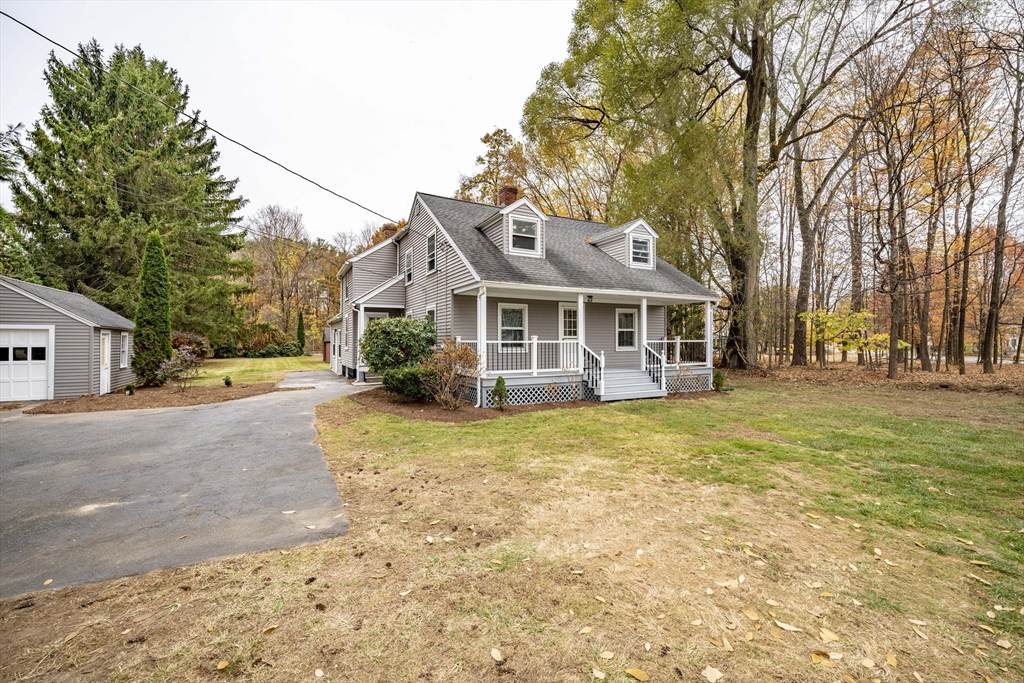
[588,219,658,270]
[477,186,547,258]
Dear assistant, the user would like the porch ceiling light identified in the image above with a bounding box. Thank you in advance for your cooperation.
[587,295,593,303]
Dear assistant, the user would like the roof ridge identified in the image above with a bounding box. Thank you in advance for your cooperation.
[416,192,613,228]
[0,275,76,296]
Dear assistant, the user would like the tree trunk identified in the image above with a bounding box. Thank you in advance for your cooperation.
[849,165,865,366]
[981,60,1022,373]
[791,139,814,367]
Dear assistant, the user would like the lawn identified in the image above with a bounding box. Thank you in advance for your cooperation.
[193,355,327,386]
[1,376,1021,682]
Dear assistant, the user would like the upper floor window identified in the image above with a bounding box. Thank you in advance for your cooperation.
[405,251,413,284]
[343,276,349,300]
[631,237,651,267]
[510,218,539,254]
[426,233,436,273]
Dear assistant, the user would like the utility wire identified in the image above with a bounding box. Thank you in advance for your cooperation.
[0,9,399,224]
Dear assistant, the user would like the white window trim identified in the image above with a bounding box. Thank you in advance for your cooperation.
[120,331,129,368]
[405,251,413,284]
[508,216,541,257]
[615,308,638,351]
[425,308,436,324]
[630,236,654,269]
[343,276,349,300]
[343,315,350,350]
[426,232,437,274]
[498,302,529,352]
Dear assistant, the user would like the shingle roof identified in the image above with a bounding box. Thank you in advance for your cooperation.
[418,194,717,299]
[0,276,135,329]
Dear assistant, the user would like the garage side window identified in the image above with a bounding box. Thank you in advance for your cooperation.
[120,332,129,368]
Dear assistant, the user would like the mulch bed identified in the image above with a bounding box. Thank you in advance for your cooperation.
[0,403,24,412]
[349,387,598,423]
[25,383,308,415]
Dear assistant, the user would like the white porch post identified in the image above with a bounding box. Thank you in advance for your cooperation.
[577,292,586,370]
[675,335,681,364]
[705,300,714,369]
[357,305,366,378]
[530,335,538,375]
[640,297,648,369]
[477,287,488,375]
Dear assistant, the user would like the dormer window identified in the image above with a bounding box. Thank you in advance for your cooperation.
[631,236,651,267]
[510,217,539,255]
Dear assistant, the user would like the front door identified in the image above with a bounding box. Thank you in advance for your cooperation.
[558,303,579,368]
[99,330,111,395]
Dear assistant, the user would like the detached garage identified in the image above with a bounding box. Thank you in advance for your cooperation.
[0,276,136,401]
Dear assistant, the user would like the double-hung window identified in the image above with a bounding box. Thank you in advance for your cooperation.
[510,218,539,254]
[630,236,651,267]
[499,303,527,351]
[426,233,436,273]
[616,309,637,350]
[405,251,413,284]
[342,276,349,300]
[120,332,129,368]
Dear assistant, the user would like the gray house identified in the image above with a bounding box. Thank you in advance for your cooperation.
[0,276,135,401]
[327,188,719,407]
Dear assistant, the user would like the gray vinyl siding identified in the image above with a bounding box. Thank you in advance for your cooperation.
[487,297,559,341]
[1,283,94,399]
[596,227,657,269]
[110,331,135,391]
[647,306,667,340]
[351,242,398,298]
[360,277,405,308]
[480,213,504,252]
[507,204,545,258]
[341,309,356,370]
[400,199,477,339]
[452,294,477,340]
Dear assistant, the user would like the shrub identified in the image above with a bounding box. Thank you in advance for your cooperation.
[382,365,435,401]
[132,231,171,386]
[421,341,480,410]
[223,375,232,387]
[171,331,210,358]
[281,339,303,357]
[212,340,239,358]
[159,347,202,392]
[492,375,509,411]
[360,316,436,372]
[238,321,286,354]
[712,369,725,391]
[124,383,136,396]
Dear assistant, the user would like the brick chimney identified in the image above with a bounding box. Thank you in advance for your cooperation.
[498,185,518,206]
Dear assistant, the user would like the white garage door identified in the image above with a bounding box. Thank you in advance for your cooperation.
[0,328,51,401]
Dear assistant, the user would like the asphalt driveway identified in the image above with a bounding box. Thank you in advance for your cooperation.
[0,371,363,599]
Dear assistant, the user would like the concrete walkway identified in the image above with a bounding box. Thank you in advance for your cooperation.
[0,371,363,599]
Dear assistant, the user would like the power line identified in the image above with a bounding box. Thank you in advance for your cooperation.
[0,9,398,224]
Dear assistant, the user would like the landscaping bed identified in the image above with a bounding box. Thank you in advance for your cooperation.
[349,386,595,423]
[25,383,307,414]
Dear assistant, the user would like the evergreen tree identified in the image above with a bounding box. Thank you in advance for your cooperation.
[10,41,251,343]
[132,231,172,385]
[296,310,306,353]
[0,212,41,283]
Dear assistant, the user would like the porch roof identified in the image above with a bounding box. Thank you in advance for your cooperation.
[418,193,718,301]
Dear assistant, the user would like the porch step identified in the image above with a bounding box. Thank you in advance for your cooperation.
[596,368,665,401]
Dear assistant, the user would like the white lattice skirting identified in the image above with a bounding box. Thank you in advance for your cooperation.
[483,381,583,408]
[666,374,712,393]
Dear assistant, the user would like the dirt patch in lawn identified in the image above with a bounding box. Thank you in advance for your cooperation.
[348,386,595,423]
[25,383,309,414]
[736,362,1024,396]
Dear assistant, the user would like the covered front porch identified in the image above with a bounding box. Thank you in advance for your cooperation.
[451,283,715,406]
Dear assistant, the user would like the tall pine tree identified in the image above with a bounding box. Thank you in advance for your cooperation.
[10,41,251,343]
[133,231,172,385]
[297,310,306,352]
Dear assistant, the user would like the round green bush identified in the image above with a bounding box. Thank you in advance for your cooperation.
[382,365,436,401]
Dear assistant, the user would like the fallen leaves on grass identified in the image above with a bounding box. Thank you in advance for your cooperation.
[775,620,803,632]
[592,669,606,680]
[261,625,277,635]
[702,666,724,682]
[490,648,502,662]
[599,651,614,659]
[625,668,650,681]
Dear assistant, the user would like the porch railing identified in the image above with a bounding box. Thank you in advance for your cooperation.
[582,343,604,396]
[467,338,580,375]
[648,338,707,365]
[644,343,667,392]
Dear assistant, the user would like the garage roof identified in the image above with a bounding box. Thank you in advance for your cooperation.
[0,276,135,329]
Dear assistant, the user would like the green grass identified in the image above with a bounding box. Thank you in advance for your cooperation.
[194,356,327,386]
[343,377,1024,633]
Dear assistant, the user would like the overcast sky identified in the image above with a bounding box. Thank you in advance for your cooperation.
[0,0,576,241]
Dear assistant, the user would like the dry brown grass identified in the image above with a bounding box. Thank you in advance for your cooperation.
[0,390,1020,683]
